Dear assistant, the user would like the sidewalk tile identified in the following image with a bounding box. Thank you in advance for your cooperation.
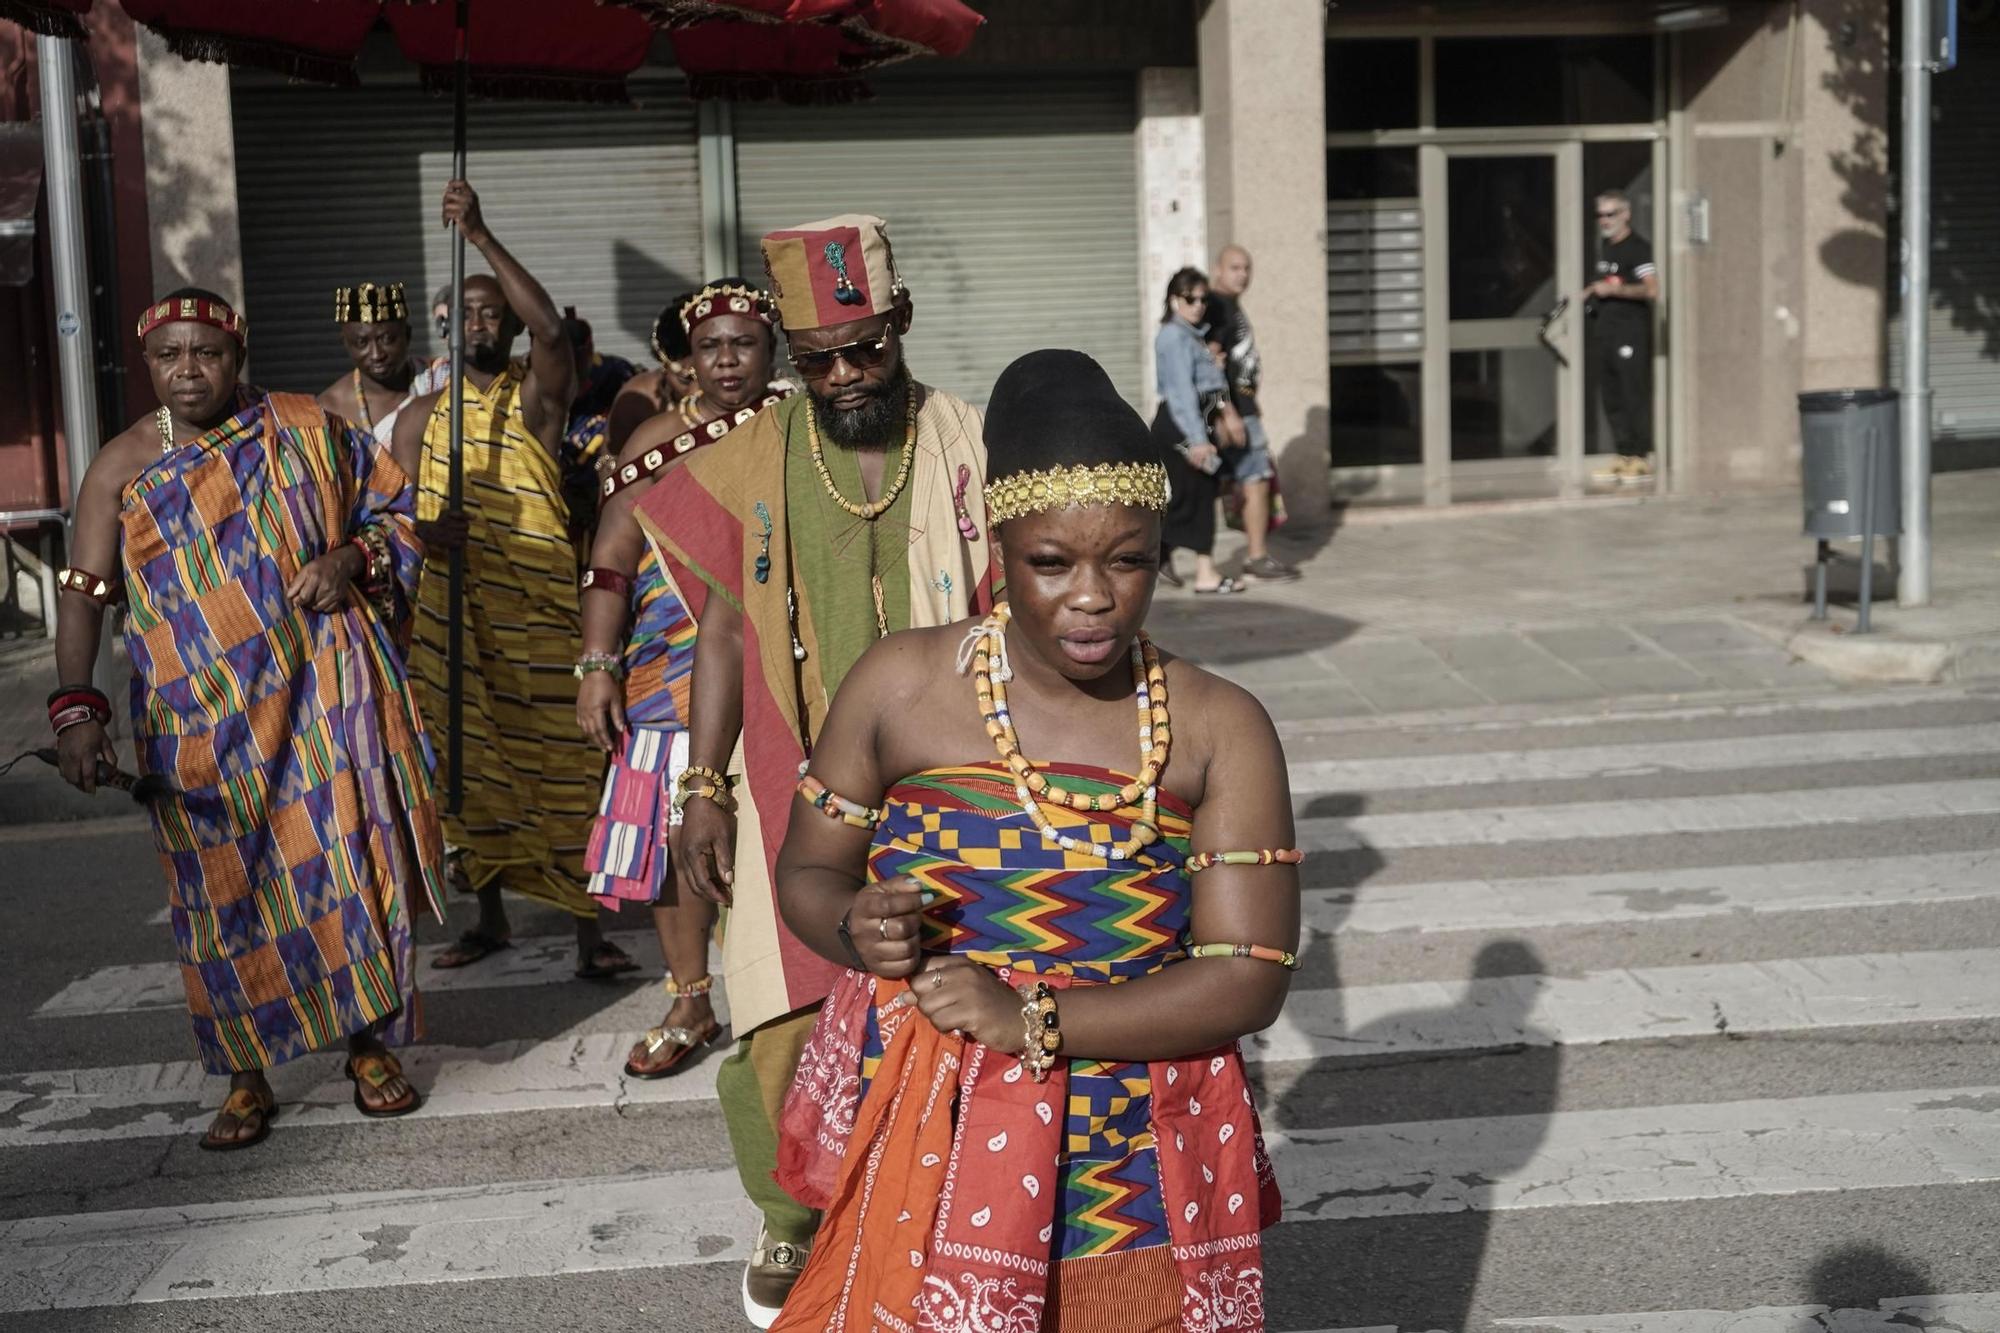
[1343,673,1491,713]
[1453,667,1604,705]
[1419,632,1558,671]
[1631,619,1776,656]
[1318,639,1455,678]
[1528,625,1655,663]
[1572,657,1711,695]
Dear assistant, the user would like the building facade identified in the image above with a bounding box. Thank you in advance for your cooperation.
[5,0,1999,602]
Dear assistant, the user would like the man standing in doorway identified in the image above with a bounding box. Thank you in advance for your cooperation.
[640,214,994,1327]
[391,180,637,981]
[1205,244,1299,582]
[1585,189,1659,478]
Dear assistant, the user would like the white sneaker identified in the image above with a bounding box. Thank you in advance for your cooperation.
[741,1222,809,1328]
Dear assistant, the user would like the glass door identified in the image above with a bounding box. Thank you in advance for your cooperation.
[1420,143,1584,502]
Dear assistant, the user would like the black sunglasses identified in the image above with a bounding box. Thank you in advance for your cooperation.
[791,332,893,378]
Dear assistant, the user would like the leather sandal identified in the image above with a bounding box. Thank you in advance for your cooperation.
[624,1017,726,1080]
[198,1086,277,1152]
[345,1050,421,1118]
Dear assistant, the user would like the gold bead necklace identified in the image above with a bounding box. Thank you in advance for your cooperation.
[805,385,917,521]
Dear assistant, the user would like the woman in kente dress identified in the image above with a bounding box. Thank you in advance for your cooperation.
[768,349,1302,1332]
[575,279,792,1079]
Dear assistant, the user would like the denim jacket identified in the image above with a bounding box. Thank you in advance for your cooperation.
[1154,316,1228,446]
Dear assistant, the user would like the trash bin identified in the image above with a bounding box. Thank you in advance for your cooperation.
[1797,388,1899,632]
[1798,388,1900,541]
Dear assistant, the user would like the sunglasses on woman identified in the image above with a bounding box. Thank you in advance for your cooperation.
[791,332,893,379]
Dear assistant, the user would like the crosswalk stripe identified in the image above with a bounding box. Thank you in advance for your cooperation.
[17,947,2000,1146]
[1310,850,2000,935]
[1300,779,2000,851]
[0,1165,760,1313]
[1491,1291,2000,1331]
[5,1085,1996,1314]
[1287,723,2000,794]
[34,929,667,1019]
[1273,1085,2000,1222]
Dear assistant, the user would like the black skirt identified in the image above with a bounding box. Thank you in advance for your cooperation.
[1155,404,1219,556]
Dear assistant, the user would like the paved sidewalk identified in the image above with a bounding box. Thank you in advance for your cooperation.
[1150,467,2000,712]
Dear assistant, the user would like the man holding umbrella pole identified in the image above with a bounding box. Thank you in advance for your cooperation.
[393,180,636,980]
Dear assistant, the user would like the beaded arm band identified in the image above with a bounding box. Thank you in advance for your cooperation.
[56,567,117,606]
[1187,942,1300,970]
[1016,980,1062,1081]
[1186,848,1306,875]
[797,775,886,831]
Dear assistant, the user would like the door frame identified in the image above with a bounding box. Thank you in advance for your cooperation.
[1419,140,1584,505]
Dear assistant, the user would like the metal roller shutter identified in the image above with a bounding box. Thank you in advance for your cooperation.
[731,74,1142,410]
[232,75,703,395]
[1892,23,2000,443]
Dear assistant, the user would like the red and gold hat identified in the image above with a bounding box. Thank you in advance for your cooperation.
[136,294,247,348]
[759,214,905,333]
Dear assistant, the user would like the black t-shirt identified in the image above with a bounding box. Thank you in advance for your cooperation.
[1201,290,1261,416]
[1588,232,1655,338]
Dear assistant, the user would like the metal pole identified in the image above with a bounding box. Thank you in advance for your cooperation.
[1898,0,1933,606]
[37,35,114,695]
[445,0,468,814]
[1856,423,1878,635]
[37,38,99,527]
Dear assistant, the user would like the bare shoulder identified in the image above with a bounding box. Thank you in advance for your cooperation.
[620,404,692,463]
[316,377,350,416]
[87,421,163,495]
[1159,650,1281,764]
[851,620,974,697]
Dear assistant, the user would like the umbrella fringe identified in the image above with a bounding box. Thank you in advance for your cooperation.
[0,2,86,39]
[418,64,633,105]
[687,72,874,106]
[147,25,360,87]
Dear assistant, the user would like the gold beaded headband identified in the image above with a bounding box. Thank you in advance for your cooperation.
[679,283,778,336]
[333,282,408,324]
[985,462,1170,525]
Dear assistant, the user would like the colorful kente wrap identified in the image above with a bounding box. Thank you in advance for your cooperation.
[411,363,602,917]
[121,391,446,1074]
[774,763,1279,1333]
[634,387,996,1035]
[585,537,698,907]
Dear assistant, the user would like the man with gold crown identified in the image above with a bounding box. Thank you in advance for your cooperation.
[637,215,995,1326]
[317,281,439,446]
[49,286,446,1151]
[390,179,636,981]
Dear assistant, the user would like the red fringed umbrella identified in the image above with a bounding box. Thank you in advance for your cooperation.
[0,0,982,102]
[5,0,981,809]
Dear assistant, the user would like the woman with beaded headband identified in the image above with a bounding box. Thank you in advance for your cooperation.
[575,278,793,1079]
[767,349,1301,1331]
[603,291,702,455]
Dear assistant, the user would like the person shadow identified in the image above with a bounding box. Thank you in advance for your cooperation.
[1265,938,1561,1333]
[1794,1244,1936,1331]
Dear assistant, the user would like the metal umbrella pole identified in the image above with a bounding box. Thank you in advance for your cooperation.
[445,0,469,814]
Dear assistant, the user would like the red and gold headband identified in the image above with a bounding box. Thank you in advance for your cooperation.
[679,282,777,337]
[136,295,247,348]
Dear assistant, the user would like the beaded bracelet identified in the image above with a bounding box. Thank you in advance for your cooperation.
[1186,942,1300,970]
[573,651,625,681]
[1186,848,1306,875]
[580,566,634,598]
[673,764,735,814]
[797,775,886,831]
[1016,980,1061,1081]
[664,974,715,998]
[56,567,116,605]
[347,527,392,590]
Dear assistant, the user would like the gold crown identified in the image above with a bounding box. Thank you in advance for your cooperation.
[985,463,1170,525]
[334,282,409,324]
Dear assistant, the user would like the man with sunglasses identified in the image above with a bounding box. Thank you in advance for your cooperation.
[1584,189,1659,478]
[633,214,995,1327]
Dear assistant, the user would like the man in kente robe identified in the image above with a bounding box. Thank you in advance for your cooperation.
[640,215,994,1326]
[391,180,635,980]
[53,287,444,1150]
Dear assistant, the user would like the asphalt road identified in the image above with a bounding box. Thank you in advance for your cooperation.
[3,676,1998,1332]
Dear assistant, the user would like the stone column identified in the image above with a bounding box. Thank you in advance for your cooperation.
[1135,68,1206,408]
[135,27,244,306]
[1198,0,1330,520]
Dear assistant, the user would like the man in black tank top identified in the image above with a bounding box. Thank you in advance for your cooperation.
[1585,190,1659,477]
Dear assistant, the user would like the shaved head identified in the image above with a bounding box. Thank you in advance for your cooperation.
[1212,245,1253,297]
